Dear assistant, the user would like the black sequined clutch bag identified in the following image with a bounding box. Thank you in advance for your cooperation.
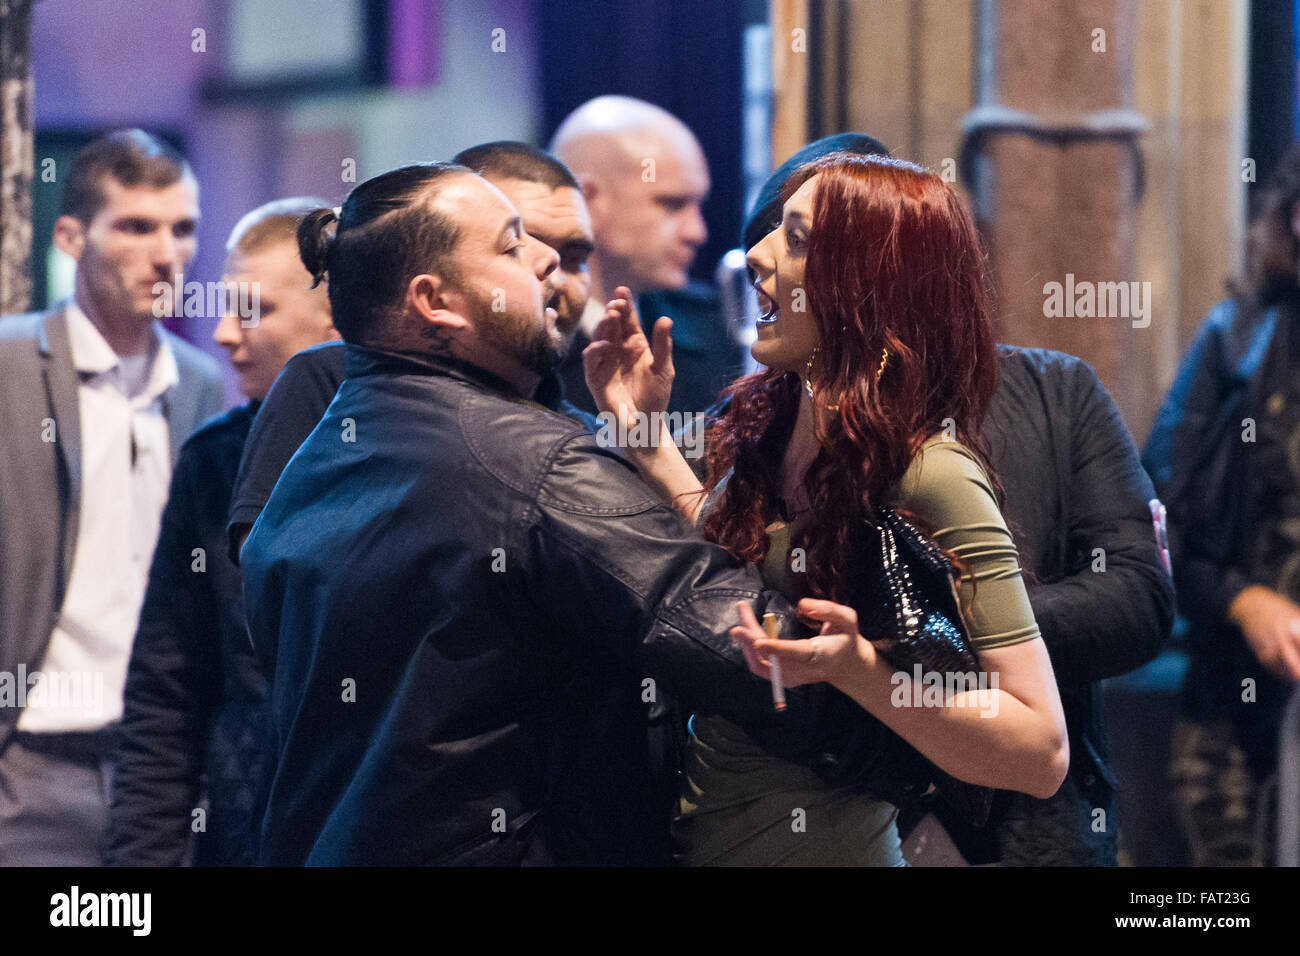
[858,507,995,827]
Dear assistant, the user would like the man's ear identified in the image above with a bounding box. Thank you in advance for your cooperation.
[578,175,599,205]
[52,215,86,261]
[406,273,471,334]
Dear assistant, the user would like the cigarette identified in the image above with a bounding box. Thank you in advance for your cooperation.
[763,612,786,712]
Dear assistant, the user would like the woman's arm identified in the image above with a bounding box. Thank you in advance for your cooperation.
[732,599,1069,799]
[623,432,706,524]
[730,437,1071,798]
[582,286,705,522]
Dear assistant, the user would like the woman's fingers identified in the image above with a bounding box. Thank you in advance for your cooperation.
[758,633,855,687]
[591,313,625,346]
[795,597,859,636]
[650,317,674,380]
[1278,637,1300,683]
[741,634,837,687]
[752,637,824,665]
[731,624,771,678]
[605,287,649,351]
[606,287,634,327]
[581,340,612,375]
[736,600,762,632]
[731,603,768,667]
[730,602,845,688]
[582,342,622,410]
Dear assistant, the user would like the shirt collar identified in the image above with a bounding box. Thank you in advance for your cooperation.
[65,300,119,375]
[139,331,180,405]
[65,299,180,401]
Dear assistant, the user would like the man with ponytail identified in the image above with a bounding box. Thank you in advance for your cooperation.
[226,142,598,561]
[239,162,878,865]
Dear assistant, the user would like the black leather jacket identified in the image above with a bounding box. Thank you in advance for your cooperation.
[242,345,882,865]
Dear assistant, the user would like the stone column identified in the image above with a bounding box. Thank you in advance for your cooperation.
[770,0,810,166]
[0,0,34,317]
[964,0,1151,433]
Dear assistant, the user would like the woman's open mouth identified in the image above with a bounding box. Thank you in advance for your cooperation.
[754,285,779,326]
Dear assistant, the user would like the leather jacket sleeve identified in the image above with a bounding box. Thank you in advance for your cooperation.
[526,430,819,743]
[1026,360,1173,687]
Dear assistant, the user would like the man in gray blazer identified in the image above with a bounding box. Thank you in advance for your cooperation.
[0,129,223,864]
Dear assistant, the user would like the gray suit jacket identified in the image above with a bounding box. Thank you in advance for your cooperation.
[0,302,224,747]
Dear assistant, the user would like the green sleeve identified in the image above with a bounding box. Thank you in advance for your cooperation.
[891,438,1041,650]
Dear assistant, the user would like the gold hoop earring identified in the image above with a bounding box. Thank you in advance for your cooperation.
[804,346,840,412]
[804,347,886,410]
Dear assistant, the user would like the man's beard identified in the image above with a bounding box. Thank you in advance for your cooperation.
[471,290,566,377]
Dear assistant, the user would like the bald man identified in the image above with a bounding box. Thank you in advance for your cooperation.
[550,95,742,418]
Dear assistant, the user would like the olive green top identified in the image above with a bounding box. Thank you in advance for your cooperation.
[886,436,1040,650]
[673,437,1041,866]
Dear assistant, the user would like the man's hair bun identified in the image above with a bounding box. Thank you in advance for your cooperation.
[297,207,338,287]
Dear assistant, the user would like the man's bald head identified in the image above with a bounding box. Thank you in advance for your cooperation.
[550,96,703,175]
[549,96,709,300]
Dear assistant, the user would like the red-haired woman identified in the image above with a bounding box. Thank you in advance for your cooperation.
[585,153,1068,866]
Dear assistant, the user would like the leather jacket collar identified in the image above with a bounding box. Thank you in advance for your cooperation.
[343,343,525,398]
[341,343,577,412]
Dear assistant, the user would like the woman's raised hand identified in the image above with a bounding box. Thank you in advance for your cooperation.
[731,598,874,688]
[581,285,674,426]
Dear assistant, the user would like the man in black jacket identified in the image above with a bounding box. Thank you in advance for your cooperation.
[242,162,837,865]
[104,198,338,865]
[976,346,1173,864]
[226,144,701,865]
[742,134,1174,865]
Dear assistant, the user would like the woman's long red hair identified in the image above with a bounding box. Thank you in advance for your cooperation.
[700,153,1000,603]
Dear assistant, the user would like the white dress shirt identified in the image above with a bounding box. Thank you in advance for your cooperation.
[18,302,179,732]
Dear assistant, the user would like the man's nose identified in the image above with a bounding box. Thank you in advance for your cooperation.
[213,308,242,348]
[681,204,708,247]
[549,267,569,296]
[152,230,183,272]
[535,245,559,282]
